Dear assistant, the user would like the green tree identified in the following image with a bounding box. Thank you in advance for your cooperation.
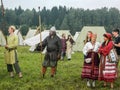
[20,25,29,36]
[49,7,59,25]
[20,9,33,26]
[5,9,16,24]
[60,15,69,30]
[32,8,38,26]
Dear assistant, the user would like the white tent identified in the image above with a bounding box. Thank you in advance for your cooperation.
[73,32,80,41]
[73,26,106,51]
[25,29,37,40]
[44,30,72,39]
[56,30,72,38]
[24,31,49,46]
[24,31,60,52]
[14,30,24,45]
[0,30,6,46]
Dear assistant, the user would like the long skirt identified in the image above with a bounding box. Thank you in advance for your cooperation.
[99,56,117,82]
[66,47,72,59]
[81,52,100,80]
[42,51,58,67]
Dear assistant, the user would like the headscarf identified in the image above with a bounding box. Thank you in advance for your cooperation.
[103,33,112,41]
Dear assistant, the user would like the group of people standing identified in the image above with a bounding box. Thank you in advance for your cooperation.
[81,29,120,88]
[4,25,120,89]
[61,33,75,60]
[4,26,75,78]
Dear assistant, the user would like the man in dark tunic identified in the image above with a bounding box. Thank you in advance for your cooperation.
[112,28,120,77]
[112,29,120,59]
[41,27,62,77]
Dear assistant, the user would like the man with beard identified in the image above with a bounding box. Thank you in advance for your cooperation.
[41,27,61,78]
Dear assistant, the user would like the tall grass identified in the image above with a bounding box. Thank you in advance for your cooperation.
[0,46,120,90]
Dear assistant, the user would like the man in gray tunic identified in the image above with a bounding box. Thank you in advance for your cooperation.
[41,27,61,77]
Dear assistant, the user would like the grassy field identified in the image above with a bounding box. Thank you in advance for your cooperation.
[0,46,120,90]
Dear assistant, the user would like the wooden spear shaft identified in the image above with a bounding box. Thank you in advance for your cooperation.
[38,6,43,65]
[1,0,7,44]
[1,0,5,16]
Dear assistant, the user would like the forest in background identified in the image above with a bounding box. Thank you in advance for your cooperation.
[0,6,120,35]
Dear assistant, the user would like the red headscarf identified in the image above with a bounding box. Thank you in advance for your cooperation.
[103,33,112,41]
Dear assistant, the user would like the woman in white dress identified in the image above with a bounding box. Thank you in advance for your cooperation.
[66,35,75,60]
[81,34,100,87]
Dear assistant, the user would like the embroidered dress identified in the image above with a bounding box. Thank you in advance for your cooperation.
[98,41,117,82]
[81,42,100,80]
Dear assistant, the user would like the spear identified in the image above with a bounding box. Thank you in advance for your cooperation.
[38,6,43,68]
[1,0,5,16]
[1,0,7,45]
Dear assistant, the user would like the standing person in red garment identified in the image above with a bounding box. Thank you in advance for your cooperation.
[98,33,117,89]
[81,34,100,88]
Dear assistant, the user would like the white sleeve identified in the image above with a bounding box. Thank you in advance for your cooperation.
[93,42,101,52]
[83,43,88,56]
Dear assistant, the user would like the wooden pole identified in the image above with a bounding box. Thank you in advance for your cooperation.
[1,0,7,44]
[38,7,43,69]
[1,0,5,16]
[38,7,42,45]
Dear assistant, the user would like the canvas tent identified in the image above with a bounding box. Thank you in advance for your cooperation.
[56,30,72,38]
[14,30,24,45]
[24,31,50,46]
[24,31,60,52]
[73,26,106,51]
[0,30,6,46]
[25,29,38,40]
[73,32,80,41]
[44,30,72,39]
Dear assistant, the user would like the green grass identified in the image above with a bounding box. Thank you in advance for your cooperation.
[0,46,120,90]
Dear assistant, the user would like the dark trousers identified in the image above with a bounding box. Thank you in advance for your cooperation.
[61,51,66,60]
[7,51,21,74]
[7,62,21,74]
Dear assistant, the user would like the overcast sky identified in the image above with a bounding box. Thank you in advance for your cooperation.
[2,0,120,10]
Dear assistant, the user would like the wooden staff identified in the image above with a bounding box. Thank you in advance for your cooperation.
[1,0,7,44]
[38,7,43,67]
[1,0,5,16]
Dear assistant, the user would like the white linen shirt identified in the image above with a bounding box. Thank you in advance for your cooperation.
[83,42,101,56]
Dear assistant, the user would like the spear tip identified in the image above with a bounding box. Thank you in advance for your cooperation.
[38,6,40,10]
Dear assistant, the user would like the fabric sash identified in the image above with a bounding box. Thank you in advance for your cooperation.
[98,55,106,80]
